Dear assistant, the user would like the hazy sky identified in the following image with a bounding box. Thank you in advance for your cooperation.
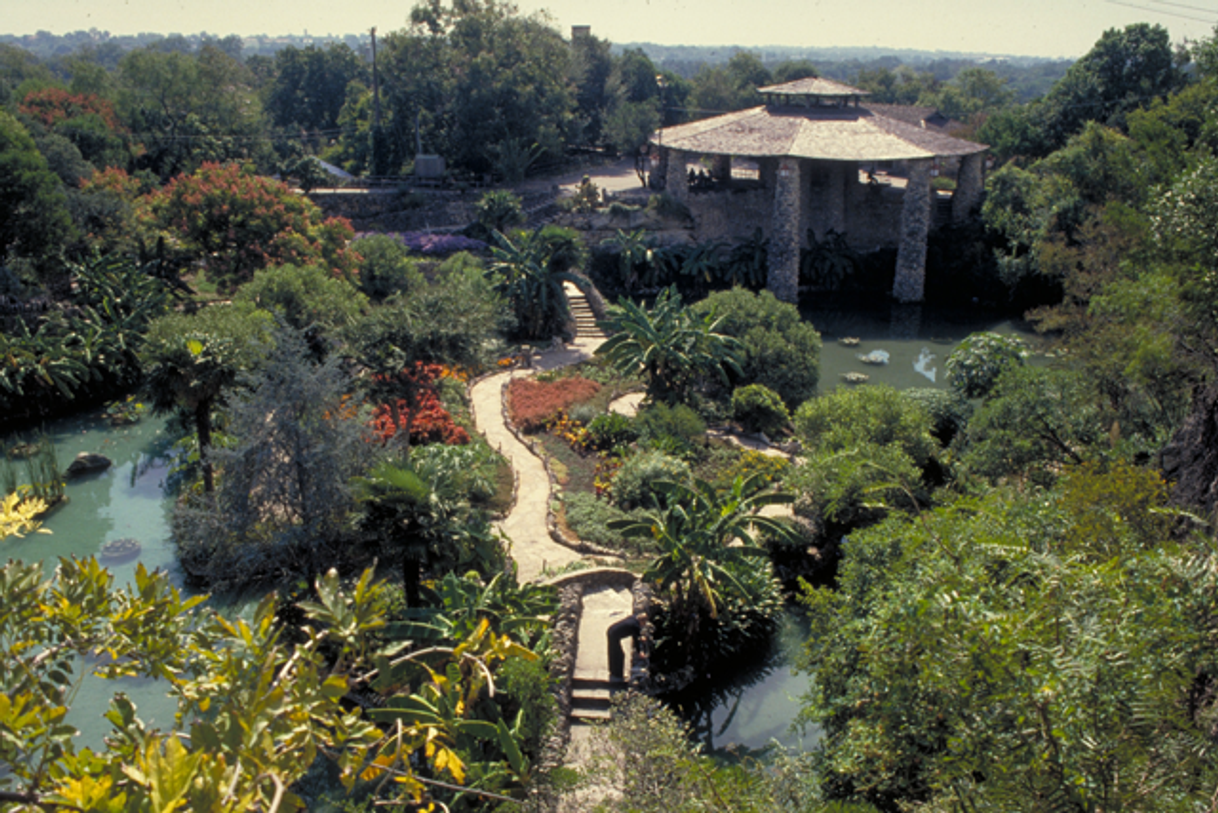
[8,0,1218,58]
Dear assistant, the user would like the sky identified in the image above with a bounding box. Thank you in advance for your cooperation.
[6,0,1218,58]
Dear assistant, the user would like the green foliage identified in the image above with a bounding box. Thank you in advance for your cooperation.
[597,286,743,405]
[488,227,584,340]
[801,228,859,290]
[731,383,790,436]
[609,448,692,509]
[172,328,367,589]
[474,189,526,235]
[635,401,706,449]
[794,384,936,467]
[693,287,822,407]
[944,331,1029,398]
[902,387,972,446]
[958,366,1111,486]
[0,109,73,268]
[561,491,653,554]
[583,411,638,451]
[350,233,425,301]
[234,262,368,335]
[799,479,1217,811]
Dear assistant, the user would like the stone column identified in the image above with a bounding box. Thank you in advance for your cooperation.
[665,148,687,204]
[648,146,668,190]
[767,157,802,304]
[893,158,931,304]
[952,152,984,223]
[711,154,731,181]
[826,161,847,235]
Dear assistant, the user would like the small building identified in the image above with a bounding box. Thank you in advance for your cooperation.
[648,77,987,303]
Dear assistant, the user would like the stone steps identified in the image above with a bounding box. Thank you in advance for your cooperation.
[570,677,624,722]
[566,285,608,340]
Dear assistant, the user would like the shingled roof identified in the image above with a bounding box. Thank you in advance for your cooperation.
[652,103,987,162]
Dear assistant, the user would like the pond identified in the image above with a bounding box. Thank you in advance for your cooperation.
[3,411,185,746]
[680,294,1042,755]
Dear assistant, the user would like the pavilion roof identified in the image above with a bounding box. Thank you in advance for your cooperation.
[651,104,987,162]
[757,77,868,97]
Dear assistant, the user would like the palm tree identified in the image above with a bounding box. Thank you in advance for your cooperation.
[596,286,743,404]
[610,473,795,633]
[141,305,272,493]
[487,228,585,340]
[352,455,467,607]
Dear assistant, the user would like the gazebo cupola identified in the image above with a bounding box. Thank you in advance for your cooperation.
[650,77,988,304]
[758,77,869,109]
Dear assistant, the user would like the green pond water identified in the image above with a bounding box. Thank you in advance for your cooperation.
[4,411,185,746]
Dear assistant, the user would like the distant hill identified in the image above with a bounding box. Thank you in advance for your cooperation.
[0,29,368,60]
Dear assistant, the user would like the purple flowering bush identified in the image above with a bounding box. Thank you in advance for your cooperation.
[356,231,487,256]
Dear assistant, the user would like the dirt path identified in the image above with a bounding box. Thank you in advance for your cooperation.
[468,338,605,583]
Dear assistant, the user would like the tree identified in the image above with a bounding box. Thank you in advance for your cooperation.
[920,66,1013,121]
[487,227,585,339]
[142,303,275,493]
[173,328,368,589]
[379,0,577,176]
[799,473,1218,811]
[0,110,73,268]
[772,59,819,84]
[265,43,365,132]
[597,286,743,405]
[147,161,357,290]
[692,287,822,407]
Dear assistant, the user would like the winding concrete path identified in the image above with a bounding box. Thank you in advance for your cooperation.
[469,338,605,583]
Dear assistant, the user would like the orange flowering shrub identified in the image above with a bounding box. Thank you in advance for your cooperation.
[507,376,600,432]
[368,363,470,446]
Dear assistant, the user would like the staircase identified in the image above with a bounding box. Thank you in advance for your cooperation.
[565,282,607,341]
[568,585,633,725]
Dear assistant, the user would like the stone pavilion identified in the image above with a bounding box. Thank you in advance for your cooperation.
[648,77,988,303]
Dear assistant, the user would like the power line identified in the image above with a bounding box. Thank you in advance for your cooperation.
[1105,0,1217,25]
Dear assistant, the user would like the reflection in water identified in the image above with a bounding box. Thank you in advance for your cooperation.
[914,347,937,383]
[667,612,816,756]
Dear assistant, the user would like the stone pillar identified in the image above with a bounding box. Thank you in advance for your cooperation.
[893,158,931,303]
[665,148,687,203]
[826,161,847,235]
[711,154,731,181]
[648,146,668,190]
[767,157,802,304]
[952,152,984,223]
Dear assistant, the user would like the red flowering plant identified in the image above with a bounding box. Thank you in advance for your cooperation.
[19,88,123,132]
[368,363,470,447]
[146,162,358,291]
[506,376,601,433]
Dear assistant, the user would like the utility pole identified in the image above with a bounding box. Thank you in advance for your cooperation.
[370,27,382,130]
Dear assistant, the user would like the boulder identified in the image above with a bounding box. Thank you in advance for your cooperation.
[66,452,112,477]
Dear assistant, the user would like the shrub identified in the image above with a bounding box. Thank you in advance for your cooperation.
[636,402,706,448]
[507,376,602,432]
[794,385,935,467]
[646,192,691,220]
[945,331,1028,399]
[609,449,692,509]
[234,263,368,333]
[368,363,471,446]
[562,491,653,553]
[584,412,638,451]
[732,384,790,436]
[691,288,821,407]
[474,189,525,235]
[719,449,790,487]
[903,387,973,446]
[350,234,425,300]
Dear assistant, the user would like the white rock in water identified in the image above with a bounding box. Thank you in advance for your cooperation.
[856,350,890,365]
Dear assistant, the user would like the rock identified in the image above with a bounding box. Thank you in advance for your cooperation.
[841,372,870,384]
[66,452,112,477]
[98,537,141,565]
[838,336,861,347]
